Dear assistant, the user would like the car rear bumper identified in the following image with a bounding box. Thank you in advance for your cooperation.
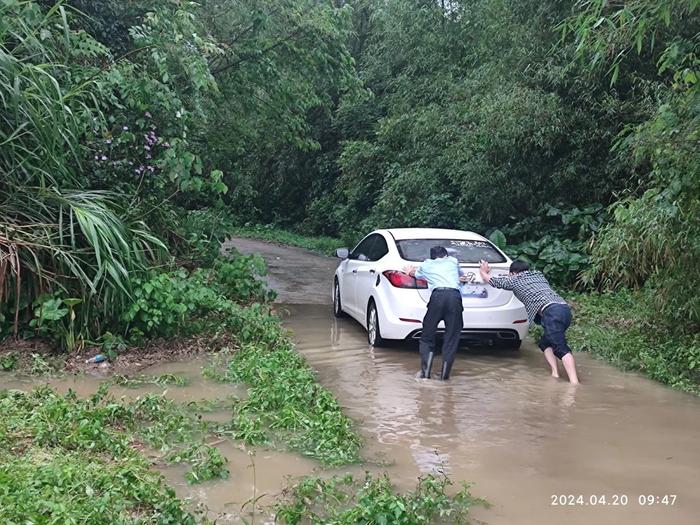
[375,294,529,342]
[405,327,521,345]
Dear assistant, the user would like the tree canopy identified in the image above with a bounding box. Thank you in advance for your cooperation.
[2,0,699,341]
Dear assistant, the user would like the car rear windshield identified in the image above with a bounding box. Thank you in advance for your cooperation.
[395,239,507,263]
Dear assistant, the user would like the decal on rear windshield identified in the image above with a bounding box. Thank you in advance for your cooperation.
[396,238,507,263]
[449,240,492,248]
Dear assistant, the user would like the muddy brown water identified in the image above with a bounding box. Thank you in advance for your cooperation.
[283,304,700,525]
[1,237,698,524]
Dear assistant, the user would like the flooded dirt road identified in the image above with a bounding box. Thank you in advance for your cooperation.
[229,237,700,525]
[224,237,338,304]
[1,238,698,524]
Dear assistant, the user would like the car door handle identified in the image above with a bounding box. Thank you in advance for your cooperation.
[369,269,376,274]
[352,269,357,274]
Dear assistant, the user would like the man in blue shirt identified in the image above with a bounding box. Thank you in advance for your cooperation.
[404,246,463,380]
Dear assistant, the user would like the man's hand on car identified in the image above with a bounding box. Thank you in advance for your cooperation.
[479,259,492,282]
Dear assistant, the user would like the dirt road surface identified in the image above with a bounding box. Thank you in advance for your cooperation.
[223,237,336,304]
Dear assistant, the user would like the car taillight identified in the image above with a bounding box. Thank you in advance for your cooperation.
[382,270,428,289]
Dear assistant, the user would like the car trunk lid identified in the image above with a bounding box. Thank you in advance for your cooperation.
[416,262,513,308]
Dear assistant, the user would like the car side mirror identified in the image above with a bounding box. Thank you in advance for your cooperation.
[336,248,349,259]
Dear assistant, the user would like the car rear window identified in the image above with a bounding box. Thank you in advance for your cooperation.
[395,239,506,263]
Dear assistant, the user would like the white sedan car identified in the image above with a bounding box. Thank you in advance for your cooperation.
[332,228,528,348]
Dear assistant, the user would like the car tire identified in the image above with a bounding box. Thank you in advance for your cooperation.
[501,339,522,350]
[333,279,346,318]
[367,300,387,347]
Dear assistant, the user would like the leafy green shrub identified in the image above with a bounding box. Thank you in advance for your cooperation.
[1,0,229,350]
[0,1,175,342]
[491,204,605,287]
[123,254,273,340]
[124,269,226,339]
[27,295,84,351]
[213,257,276,304]
[564,0,700,333]
[582,168,700,333]
[0,353,17,371]
[171,206,236,267]
[275,472,486,525]
[167,444,229,485]
[509,236,588,287]
[98,331,128,360]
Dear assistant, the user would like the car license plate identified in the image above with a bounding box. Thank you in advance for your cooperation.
[459,270,488,298]
[460,284,488,298]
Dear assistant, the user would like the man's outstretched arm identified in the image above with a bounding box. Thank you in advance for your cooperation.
[479,260,493,283]
[481,259,513,290]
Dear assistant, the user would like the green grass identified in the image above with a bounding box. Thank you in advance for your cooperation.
[229,224,345,256]
[203,305,362,466]
[112,373,190,388]
[569,290,700,395]
[0,386,212,524]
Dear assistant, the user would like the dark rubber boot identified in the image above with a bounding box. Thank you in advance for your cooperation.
[420,352,435,378]
[440,361,453,380]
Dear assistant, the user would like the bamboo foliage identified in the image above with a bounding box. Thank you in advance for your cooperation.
[1,1,166,339]
[0,1,91,188]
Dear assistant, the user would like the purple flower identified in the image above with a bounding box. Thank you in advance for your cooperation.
[105,139,112,144]
[123,126,129,131]
[101,155,107,161]
[145,112,152,118]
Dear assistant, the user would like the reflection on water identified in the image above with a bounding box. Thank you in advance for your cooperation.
[0,359,245,402]
[284,303,700,525]
[160,443,318,524]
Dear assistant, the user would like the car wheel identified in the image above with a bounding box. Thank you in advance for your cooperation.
[333,279,346,318]
[501,339,522,350]
[367,301,387,347]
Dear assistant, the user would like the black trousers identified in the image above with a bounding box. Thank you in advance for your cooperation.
[419,288,463,366]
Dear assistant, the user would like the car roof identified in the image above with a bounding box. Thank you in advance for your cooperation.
[380,228,489,242]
